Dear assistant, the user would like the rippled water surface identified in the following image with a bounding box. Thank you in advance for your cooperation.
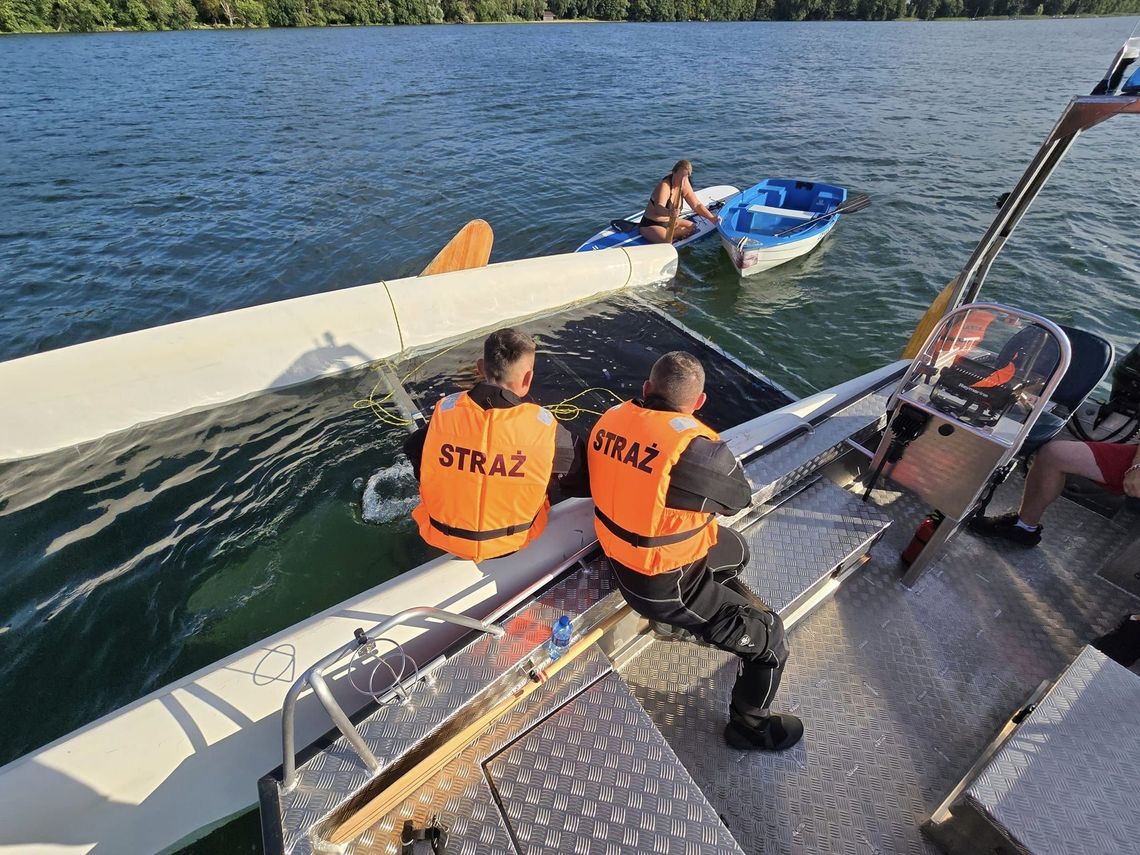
[1,17,1138,853]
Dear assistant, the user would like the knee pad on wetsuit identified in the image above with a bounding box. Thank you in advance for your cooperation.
[761,609,789,667]
[703,603,788,666]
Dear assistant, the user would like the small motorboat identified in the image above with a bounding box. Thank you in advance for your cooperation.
[717,178,848,276]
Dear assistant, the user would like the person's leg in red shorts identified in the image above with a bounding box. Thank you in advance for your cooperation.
[972,440,1136,546]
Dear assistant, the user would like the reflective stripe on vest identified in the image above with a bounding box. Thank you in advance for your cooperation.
[588,401,720,575]
[412,392,557,562]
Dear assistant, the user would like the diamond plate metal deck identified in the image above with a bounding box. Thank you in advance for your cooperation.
[537,555,616,616]
[339,646,613,855]
[744,389,891,505]
[620,476,1140,855]
[486,672,744,855]
[739,478,890,614]
[963,646,1140,855]
[278,557,617,855]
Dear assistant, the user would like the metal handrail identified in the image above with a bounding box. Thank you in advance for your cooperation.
[281,606,505,791]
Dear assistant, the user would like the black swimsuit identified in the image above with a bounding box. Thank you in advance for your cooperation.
[640,175,679,229]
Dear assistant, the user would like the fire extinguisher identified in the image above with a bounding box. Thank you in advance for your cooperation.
[901,513,944,566]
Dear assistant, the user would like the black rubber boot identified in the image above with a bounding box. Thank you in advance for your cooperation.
[724,713,804,751]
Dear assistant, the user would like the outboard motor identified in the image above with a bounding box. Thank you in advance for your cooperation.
[1068,340,1140,444]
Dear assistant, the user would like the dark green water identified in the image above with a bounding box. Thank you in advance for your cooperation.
[0,17,1138,853]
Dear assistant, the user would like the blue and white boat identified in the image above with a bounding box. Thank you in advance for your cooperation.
[717,178,847,276]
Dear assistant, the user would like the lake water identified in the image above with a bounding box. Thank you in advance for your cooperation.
[1,17,1138,853]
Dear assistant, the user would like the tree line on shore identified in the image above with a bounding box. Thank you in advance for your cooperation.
[2,0,1138,35]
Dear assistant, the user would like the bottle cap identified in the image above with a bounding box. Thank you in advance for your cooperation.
[556,615,570,628]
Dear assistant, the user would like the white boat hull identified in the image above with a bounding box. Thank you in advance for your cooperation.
[0,244,677,464]
[721,229,829,276]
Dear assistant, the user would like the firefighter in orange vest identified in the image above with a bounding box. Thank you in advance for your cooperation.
[589,351,802,751]
[405,328,588,562]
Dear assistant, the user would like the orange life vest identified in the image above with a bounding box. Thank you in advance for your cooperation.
[588,401,720,575]
[938,309,997,359]
[412,391,557,562]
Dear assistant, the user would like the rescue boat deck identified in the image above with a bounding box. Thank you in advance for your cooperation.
[261,363,1140,854]
[623,471,1139,855]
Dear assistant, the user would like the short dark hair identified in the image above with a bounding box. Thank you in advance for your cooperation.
[649,351,705,407]
[483,328,536,384]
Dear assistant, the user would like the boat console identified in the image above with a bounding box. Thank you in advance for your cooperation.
[866,303,1071,585]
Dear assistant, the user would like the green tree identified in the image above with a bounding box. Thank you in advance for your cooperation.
[0,0,45,29]
[593,0,628,16]
[263,0,302,23]
[46,0,115,29]
[774,0,806,18]
[389,0,441,21]
[440,0,471,17]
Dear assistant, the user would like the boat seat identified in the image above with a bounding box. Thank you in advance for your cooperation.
[811,194,838,213]
[747,203,812,219]
[759,188,785,208]
[924,647,1140,855]
[971,323,1113,519]
[1022,323,1114,454]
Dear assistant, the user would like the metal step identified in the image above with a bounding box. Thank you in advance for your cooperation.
[742,387,890,506]
[738,477,891,625]
[924,645,1140,855]
[484,670,744,855]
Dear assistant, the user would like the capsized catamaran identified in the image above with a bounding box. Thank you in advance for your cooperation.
[1,30,1139,855]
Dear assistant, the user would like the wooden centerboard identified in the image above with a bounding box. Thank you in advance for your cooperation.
[421,219,494,276]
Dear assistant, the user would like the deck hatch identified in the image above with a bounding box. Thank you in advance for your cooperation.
[483,671,744,855]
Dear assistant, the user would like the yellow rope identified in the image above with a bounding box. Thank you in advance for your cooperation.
[355,363,627,431]
[354,333,628,430]
[544,386,625,421]
[351,343,466,429]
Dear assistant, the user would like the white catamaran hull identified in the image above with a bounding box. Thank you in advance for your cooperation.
[0,244,677,464]
[721,229,829,276]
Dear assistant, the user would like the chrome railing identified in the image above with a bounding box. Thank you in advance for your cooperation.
[281,606,505,790]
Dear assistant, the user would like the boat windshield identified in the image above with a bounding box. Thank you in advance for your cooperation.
[903,305,1065,440]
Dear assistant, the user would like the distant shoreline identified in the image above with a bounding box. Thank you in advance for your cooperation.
[1,13,1133,36]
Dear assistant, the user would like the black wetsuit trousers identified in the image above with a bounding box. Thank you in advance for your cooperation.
[609,528,790,726]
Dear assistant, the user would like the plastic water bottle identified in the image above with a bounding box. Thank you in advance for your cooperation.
[547,615,572,660]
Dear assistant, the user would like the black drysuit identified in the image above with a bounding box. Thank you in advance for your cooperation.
[605,396,790,727]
